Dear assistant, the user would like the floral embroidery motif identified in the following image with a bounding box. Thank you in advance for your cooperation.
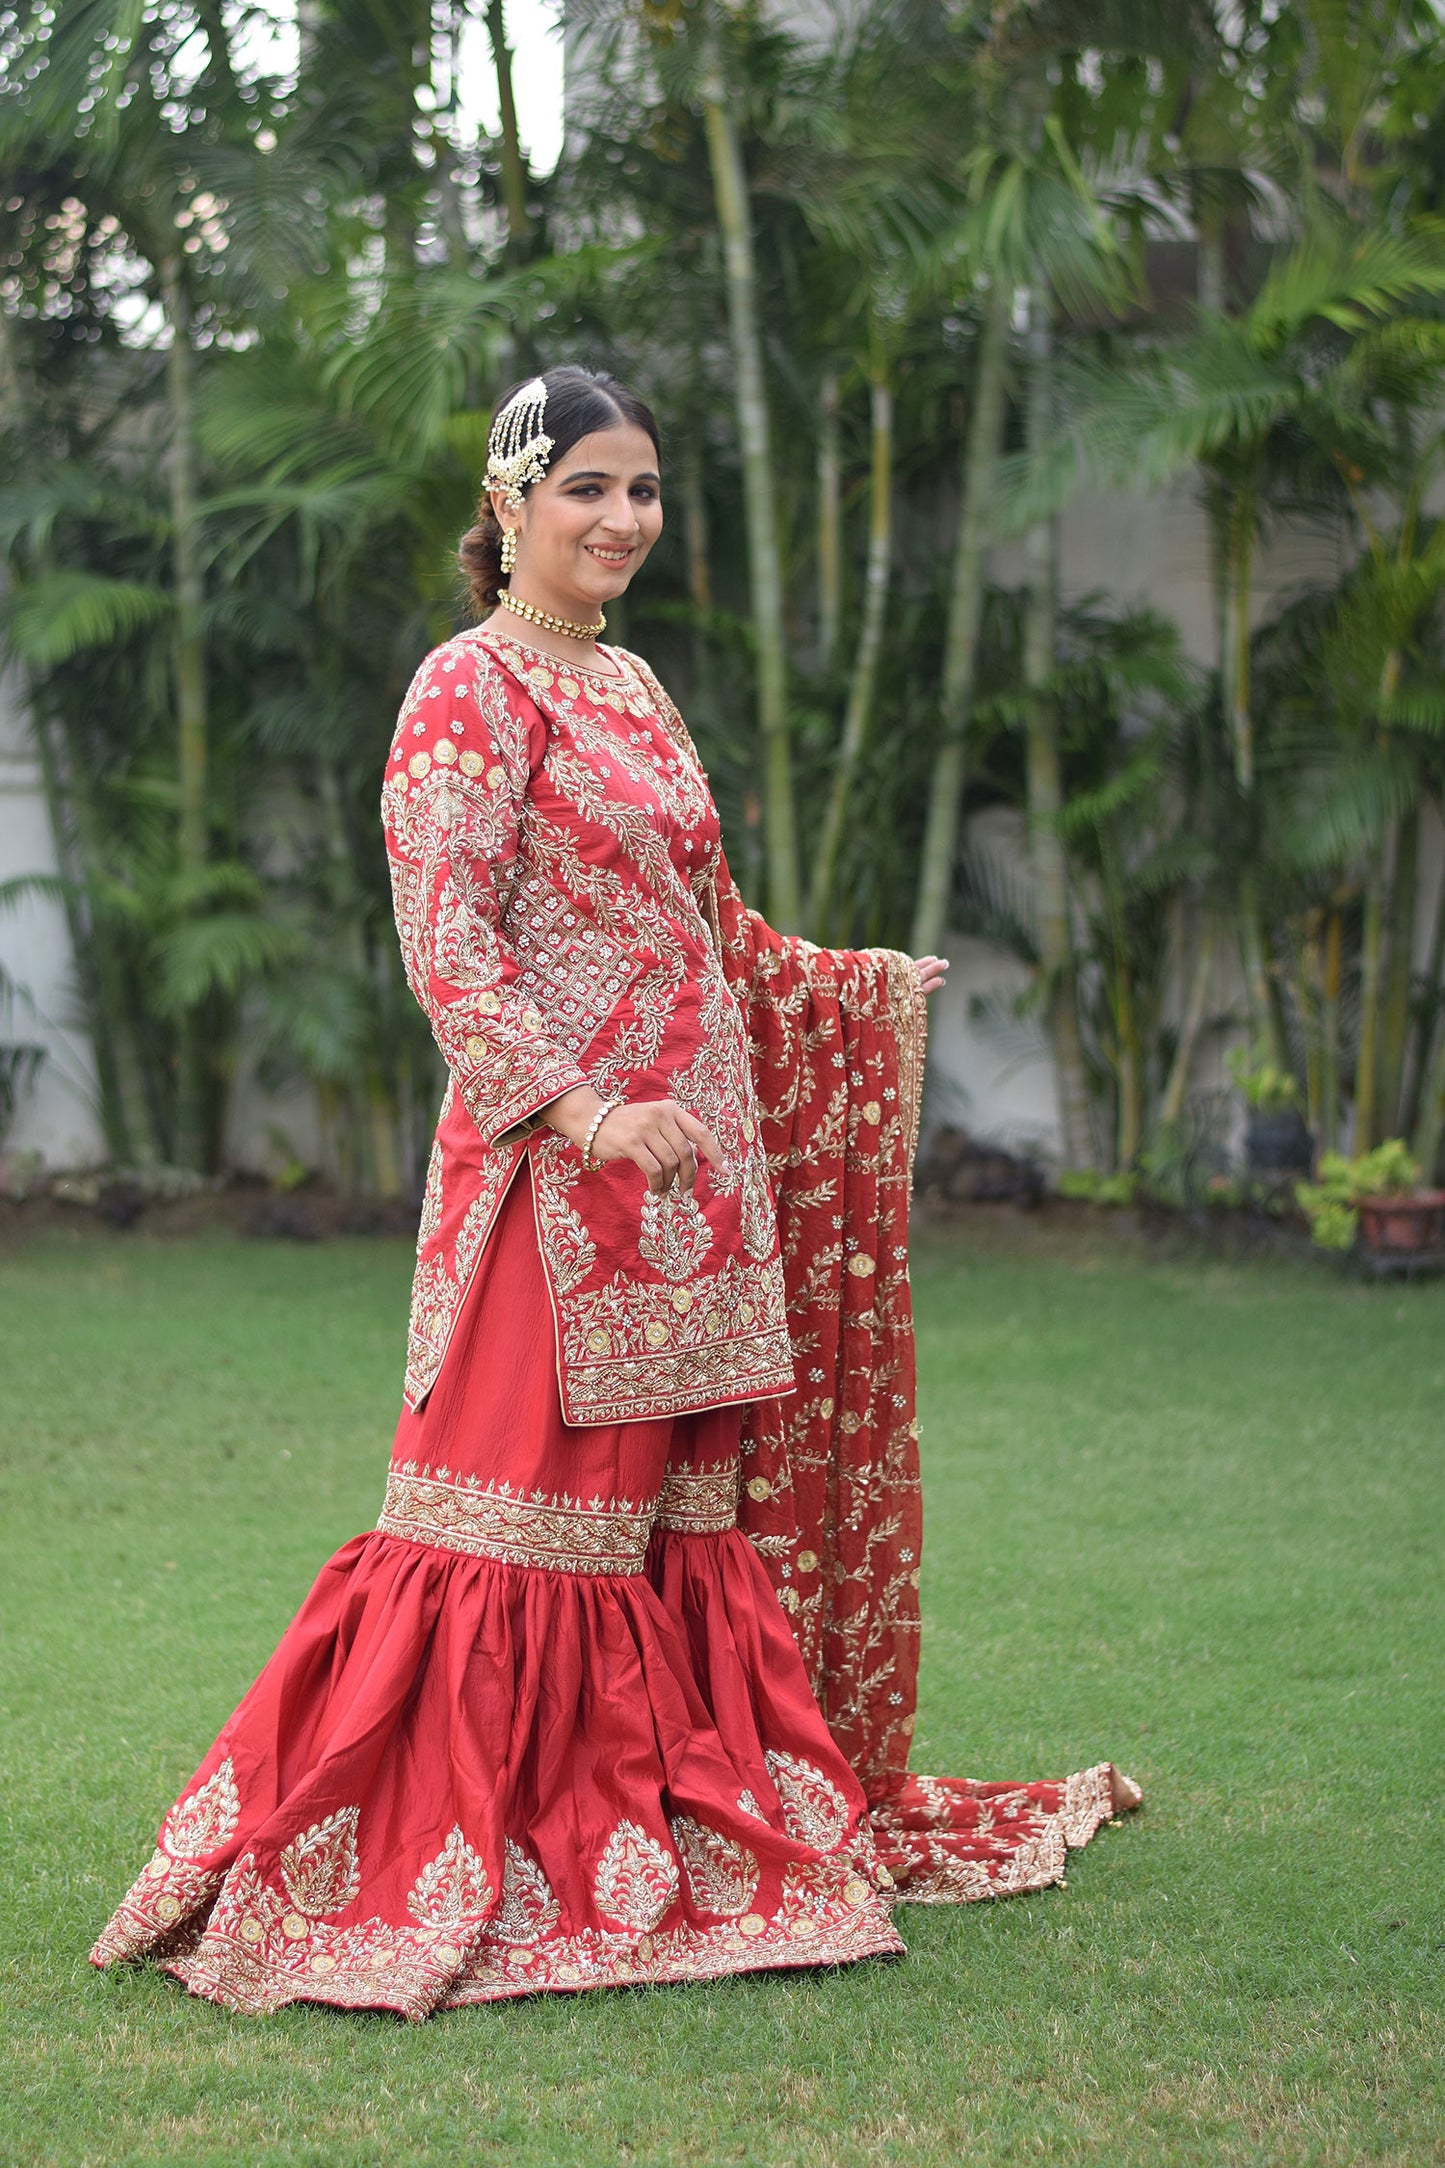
[671,1818,758,1917]
[639,1186,714,1282]
[279,1806,362,1918]
[656,1459,740,1535]
[594,1821,679,1932]
[378,1464,658,1574]
[559,1257,794,1425]
[764,1753,851,1852]
[164,1758,241,1859]
[407,1826,494,1931]
[490,1839,561,1946]
[417,1142,444,1247]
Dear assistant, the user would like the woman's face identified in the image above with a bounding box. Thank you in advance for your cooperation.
[491,422,663,616]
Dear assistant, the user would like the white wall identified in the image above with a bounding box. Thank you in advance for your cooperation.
[0,669,106,1168]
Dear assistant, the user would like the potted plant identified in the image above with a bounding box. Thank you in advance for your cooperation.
[1296,1140,1445,1255]
[1228,1046,1313,1175]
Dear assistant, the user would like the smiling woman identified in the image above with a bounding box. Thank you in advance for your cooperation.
[89,363,1134,2023]
[458,366,664,642]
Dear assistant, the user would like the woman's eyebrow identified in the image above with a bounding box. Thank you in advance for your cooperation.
[562,468,662,485]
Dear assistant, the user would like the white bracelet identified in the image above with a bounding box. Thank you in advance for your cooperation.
[581,1097,624,1170]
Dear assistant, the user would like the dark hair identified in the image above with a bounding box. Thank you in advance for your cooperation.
[458,365,662,615]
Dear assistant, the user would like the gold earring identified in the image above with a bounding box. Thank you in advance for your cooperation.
[500,527,517,577]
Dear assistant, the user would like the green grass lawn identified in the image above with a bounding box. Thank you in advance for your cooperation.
[1,1224,1441,2168]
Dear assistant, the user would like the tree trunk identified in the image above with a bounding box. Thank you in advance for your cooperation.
[486,0,532,254]
[1355,844,1387,1150]
[701,76,800,926]
[816,367,842,674]
[1219,484,1280,1061]
[680,438,717,720]
[1018,291,1094,1166]
[1320,903,1343,1153]
[1378,794,1419,1135]
[1404,820,1445,1143]
[1158,916,1217,1130]
[910,275,1011,957]
[807,362,892,939]
[161,257,210,1171]
[1413,1007,1445,1184]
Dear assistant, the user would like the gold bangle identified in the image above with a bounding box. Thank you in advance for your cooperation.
[581,1097,623,1170]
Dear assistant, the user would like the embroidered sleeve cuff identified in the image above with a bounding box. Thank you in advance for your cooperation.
[459,1057,589,1152]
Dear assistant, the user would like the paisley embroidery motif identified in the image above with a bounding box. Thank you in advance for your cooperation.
[491,1839,561,1946]
[639,1187,713,1283]
[163,1759,241,1860]
[594,1821,679,1932]
[279,1806,362,1919]
[671,1817,759,1917]
[764,1753,851,1852]
[407,1825,494,1931]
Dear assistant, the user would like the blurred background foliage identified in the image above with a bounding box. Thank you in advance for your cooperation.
[3,0,1445,1194]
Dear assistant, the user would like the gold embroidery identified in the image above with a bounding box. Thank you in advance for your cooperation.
[164,1759,241,1859]
[492,1839,561,1945]
[559,1256,794,1424]
[407,1826,494,1930]
[764,1752,851,1851]
[141,1854,901,2015]
[594,1821,679,1932]
[671,1818,759,1916]
[639,1186,714,1282]
[656,1459,740,1534]
[377,1464,658,1575]
[279,1806,362,1918]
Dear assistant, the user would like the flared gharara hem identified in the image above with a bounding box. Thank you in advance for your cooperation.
[873,1762,1132,1905]
[153,1884,903,2021]
[90,1522,901,2020]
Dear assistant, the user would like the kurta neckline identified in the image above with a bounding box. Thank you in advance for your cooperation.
[468,626,629,684]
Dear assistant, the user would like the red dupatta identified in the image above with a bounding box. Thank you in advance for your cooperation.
[715,869,1124,1899]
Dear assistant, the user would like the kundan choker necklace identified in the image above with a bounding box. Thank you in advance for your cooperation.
[497,588,606,642]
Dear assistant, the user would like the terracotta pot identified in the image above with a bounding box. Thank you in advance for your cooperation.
[1356,1191,1445,1252]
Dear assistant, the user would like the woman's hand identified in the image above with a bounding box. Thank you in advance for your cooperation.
[914,954,950,997]
[540,1087,724,1194]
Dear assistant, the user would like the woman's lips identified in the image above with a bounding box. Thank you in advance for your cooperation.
[585,544,635,564]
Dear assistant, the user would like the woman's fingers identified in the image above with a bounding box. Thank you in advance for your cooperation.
[675,1108,724,1170]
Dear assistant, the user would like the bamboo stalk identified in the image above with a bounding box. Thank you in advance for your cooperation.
[1019,290,1094,1167]
[1378,795,1420,1136]
[1403,818,1445,1142]
[701,74,800,926]
[910,275,1011,957]
[807,363,893,938]
[1321,904,1343,1153]
[486,0,532,253]
[161,256,210,1171]
[1158,917,1218,1130]
[1355,847,1386,1149]
[816,368,842,674]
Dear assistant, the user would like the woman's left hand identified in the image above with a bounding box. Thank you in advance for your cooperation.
[913,954,949,997]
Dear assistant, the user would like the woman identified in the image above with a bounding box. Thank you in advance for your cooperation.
[92,366,1138,2019]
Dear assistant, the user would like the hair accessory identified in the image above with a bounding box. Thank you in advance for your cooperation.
[581,1096,624,1170]
[496,588,605,642]
[486,377,555,509]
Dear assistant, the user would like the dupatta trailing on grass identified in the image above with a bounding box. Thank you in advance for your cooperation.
[717,877,1120,1898]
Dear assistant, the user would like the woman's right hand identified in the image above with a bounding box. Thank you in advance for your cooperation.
[540,1088,724,1195]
